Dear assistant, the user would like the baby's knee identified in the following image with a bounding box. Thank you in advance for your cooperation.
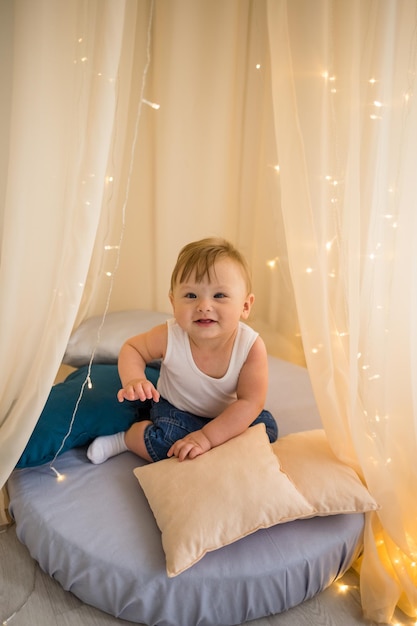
[251,410,278,443]
[125,421,153,462]
[142,421,178,463]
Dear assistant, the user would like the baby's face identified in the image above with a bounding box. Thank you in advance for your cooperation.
[169,258,254,340]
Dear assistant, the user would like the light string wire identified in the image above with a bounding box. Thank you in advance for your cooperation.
[48,0,155,478]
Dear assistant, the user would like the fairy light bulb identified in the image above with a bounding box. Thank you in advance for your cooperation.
[142,98,160,110]
[50,466,65,481]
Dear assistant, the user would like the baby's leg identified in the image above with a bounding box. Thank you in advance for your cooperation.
[87,431,128,464]
[144,399,208,461]
[87,420,152,464]
[124,421,153,462]
[250,410,278,443]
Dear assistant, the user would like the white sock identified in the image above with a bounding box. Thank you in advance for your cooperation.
[87,432,128,465]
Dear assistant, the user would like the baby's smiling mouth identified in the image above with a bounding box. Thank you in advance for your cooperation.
[195,318,216,325]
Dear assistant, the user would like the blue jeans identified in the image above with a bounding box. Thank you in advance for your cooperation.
[143,397,278,462]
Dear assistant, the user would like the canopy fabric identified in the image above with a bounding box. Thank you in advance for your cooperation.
[1,1,416,621]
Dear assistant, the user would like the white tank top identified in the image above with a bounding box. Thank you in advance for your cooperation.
[157,318,258,418]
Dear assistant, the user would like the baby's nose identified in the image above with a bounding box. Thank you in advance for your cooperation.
[197,297,212,311]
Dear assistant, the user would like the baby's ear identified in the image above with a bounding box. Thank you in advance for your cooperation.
[241,293,255,319]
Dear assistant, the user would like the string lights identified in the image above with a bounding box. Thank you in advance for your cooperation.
[48,0,156,480]
[142,98,160,109]
[318,24,417,615]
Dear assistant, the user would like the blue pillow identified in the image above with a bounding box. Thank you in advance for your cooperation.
[16,364,160,469]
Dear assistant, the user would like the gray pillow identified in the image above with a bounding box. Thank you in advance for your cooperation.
[63,309,171,367]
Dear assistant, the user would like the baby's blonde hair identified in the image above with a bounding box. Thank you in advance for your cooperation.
[170,237,252,294]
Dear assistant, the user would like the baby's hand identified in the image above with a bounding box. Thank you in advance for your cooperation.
[167,430,212,461]
[117,379,160,403]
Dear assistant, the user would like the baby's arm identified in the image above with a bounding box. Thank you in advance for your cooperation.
[117,323,167,403]
[168,336,269,460]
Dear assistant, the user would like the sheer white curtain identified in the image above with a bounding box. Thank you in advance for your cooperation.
[4,0,417,622]
[0,0,141,503]
[268,0,417,621]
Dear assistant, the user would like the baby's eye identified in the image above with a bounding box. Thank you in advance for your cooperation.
[214,293,227,299]
[185,292,197,299]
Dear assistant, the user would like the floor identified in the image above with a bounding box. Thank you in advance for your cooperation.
[1,523,415,626]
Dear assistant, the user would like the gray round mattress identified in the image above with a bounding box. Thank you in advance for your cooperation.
[8,445,365,626]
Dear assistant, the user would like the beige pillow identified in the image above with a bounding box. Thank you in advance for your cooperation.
[273,429,379,515]
[133,424,315,577]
